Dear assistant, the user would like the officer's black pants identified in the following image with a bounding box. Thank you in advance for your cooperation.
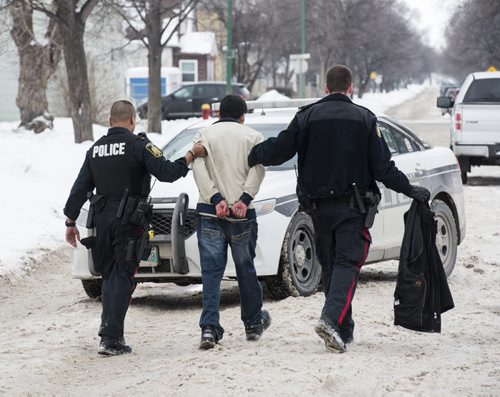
[92,206,140,339]
[310,200,371,331]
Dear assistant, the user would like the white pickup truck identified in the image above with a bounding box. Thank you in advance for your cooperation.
[437,71,500,184]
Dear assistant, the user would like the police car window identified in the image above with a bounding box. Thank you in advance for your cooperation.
[388,125,417,154]
[173,86,194,99]
[378,122,416,155]
[377,123,398,155]
[162,129,194,161]
[163,123,296,171]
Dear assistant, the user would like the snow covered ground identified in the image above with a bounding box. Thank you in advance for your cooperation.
[0,84,499,395]
[0,84,427,278]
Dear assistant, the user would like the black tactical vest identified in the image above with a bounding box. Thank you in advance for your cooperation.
[88,129,150,199]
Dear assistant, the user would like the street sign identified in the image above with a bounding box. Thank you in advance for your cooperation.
[290,53,310,60]
[487,66,497,72]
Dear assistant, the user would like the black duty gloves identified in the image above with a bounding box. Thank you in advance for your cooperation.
[408,185,431,203]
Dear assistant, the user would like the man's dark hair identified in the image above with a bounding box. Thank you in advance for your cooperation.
[219,95,247,119]
[326,65,353,93]
[110,100,136,123]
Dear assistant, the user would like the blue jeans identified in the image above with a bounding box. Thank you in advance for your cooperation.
[197,215,263,340]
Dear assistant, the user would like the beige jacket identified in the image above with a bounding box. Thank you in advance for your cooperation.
[193,120,265,212]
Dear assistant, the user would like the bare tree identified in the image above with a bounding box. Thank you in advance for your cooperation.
[308,0,433,97]
[263,0,300,91]
[110,0,198,133]
[201,0,278,92]
[54,55,120,125]
[21,0,99,142]
[308,0,348,91]
[8,0,61,133]
[442,0,500,81]
[53,0,98,142]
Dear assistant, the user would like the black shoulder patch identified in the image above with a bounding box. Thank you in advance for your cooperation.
[138,132,148,140]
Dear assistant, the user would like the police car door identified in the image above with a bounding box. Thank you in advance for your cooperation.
[377,121,431,257]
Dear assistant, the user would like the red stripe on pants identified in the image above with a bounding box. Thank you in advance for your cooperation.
[338,228,370,325]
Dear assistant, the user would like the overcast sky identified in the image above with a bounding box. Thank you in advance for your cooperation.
[401,0,461,50]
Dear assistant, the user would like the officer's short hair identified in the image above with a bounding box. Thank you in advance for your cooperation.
[326,65,353,93]
[219,95,247,119]
[110,100,136,123]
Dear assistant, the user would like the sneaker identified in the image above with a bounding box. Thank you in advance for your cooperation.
[314,319,346,353]
[98,336,132,356]
[245,310,271,341]
[199,325,218,350]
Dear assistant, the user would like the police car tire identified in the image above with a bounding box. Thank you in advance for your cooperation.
[431,199,458,277]
[82,279,102,300]
[265,212,321,299]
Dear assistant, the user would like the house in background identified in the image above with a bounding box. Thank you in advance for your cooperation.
[195,8,226,82]
[126,30,218,106]
[173,31,218,83]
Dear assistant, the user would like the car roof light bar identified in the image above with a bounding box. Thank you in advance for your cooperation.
[211,98,322,111]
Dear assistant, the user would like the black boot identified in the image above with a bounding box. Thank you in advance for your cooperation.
[340,319,354,344]
[98,336,132,356]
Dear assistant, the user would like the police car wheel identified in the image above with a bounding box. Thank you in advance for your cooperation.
[265,212,321,299]
[431,199,458,277]
[81,279,102,300]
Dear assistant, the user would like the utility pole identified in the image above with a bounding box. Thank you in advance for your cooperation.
[226,0,233,95]
[300,0,306,98]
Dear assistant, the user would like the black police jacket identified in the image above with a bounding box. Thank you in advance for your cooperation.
[394,201,454,333]
[63,127,189,221]
[248,93,412,199]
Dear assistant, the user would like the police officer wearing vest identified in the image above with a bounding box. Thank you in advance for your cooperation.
[64,100,205,356]
[248,65,430,353]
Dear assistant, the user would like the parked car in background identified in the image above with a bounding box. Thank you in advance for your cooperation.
[73,99,466,300]
[440,86,460,115]
[437,71,500,183]
[137,82,250,120]
[439,79,460,96]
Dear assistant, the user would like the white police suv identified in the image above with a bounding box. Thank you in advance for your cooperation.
[73,99,466,299]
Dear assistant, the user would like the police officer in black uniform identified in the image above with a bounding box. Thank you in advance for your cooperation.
[64,100,205,356]
[248,65,430,353]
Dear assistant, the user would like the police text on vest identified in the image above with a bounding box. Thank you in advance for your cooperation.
[93,143,126,158]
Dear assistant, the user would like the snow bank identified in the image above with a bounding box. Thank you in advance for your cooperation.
[256,90,291,102]
[355,83,428,114]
